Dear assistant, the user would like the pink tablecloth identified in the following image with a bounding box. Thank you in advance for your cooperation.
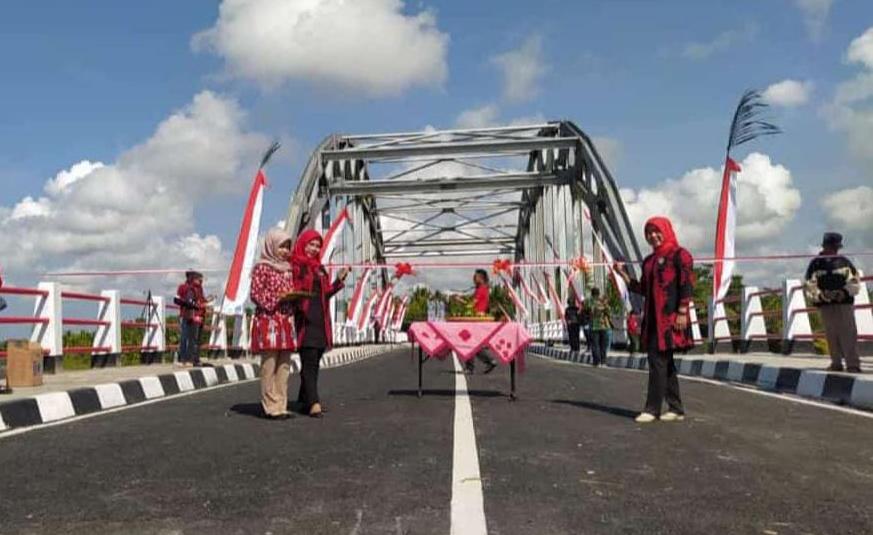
[407,321,531,371]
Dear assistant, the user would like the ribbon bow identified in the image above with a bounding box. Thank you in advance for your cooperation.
[393,262,414,279]
[491,258,512,276]
[570,256,591,273]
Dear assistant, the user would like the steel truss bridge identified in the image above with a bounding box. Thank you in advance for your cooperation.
[284,121,642,324]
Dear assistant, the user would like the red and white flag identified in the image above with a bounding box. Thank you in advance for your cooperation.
[345,266,373,327]
[518,275,540,304]
[319,207,351,277]
[532,274,550,308]
[713,157,741,302]
[392,297,409,330]
[500,275,528,319]
[543,272,565,321]
[375,284,394,323]
[220,170,267,315]
[357,291,380,332]
[382,299,396,333]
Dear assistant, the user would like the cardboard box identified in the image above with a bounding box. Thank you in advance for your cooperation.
[7,340,44,387]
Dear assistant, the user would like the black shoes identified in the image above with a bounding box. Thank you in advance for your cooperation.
[483,362,497,375]
[265,413,294,421]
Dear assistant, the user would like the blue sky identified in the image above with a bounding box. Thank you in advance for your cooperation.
[1,0,871,291]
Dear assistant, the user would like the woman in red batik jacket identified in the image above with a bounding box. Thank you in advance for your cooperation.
[290,229,349,418]
[615,216,694,424]
[250,228,297,420]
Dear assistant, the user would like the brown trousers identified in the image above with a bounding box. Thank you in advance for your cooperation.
[260,351,292,416]
[819,304,860,369]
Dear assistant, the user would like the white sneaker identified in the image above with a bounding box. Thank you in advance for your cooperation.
[635,412,657,423]
[660,411,685,422]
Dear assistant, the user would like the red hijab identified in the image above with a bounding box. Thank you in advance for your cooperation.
[291,229,324,291]
[644,216,679,257]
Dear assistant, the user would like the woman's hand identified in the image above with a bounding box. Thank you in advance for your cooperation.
[613,261,630,282]
[338,267,351,282]
[674,310,689,331]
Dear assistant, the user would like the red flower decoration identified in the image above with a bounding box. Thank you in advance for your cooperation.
[491,258,512,276]
[393,262,415,280]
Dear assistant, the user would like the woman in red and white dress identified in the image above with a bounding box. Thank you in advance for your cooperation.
[250,228,297,420]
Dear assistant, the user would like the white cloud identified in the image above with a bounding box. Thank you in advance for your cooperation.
[762,79,813,107]
[795,0,834,41]
[193,0,449,97]
[620,153,802,252]
[824,26,873,173]
[455,104,501,129]
[491,35,548,103]
[821,185,873,248]
[681,23,758,60]
[44,160,104,196]
[0,91,270,293]
[847,26,873,69]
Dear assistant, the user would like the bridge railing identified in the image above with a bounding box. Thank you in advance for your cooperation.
[0,282,253,373]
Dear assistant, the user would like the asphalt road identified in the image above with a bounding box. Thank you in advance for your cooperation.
[0,349,872,534]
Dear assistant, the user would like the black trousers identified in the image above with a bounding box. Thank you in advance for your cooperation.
[298,347,324,409]
[180,318,201,364]
[567,323,581,352]
[644,334,684,416]
[465,349,496,371]
[589,329,609,365]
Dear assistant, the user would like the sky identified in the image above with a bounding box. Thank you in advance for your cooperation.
[1,0,872,297]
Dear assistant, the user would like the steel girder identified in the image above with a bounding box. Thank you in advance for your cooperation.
[285,121,642,324]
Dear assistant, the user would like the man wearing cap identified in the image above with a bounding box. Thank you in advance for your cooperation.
[805,233,863,373]
[175,271,208,367]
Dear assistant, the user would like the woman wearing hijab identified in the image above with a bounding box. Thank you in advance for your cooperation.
[615,216,694,424]
[291,229,350,418]
[250,228,297,420]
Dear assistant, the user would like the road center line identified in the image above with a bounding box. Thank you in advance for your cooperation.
[451,355,488,535]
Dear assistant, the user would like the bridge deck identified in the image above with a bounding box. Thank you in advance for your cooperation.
[0,348,871,534]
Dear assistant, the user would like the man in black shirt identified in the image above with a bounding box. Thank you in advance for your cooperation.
[804,232,862,372]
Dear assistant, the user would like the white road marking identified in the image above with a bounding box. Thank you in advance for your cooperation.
[535,353,873,420]
[451,355,488,535]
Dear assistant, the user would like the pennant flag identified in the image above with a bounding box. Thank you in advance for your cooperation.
[713,157,741,302]
[592,229,631,312]
[500,275,528,319]
[375,284,394,323]
[220,169,268,315]
[345,266,373,327]
[533,274,550,308]
[543,272,565,321]
[518,274,539,304]
[392,296,409,330]
[564,270,584,307]
[357,291,380,333]
[319,206,351,277]
[382,299,396,334]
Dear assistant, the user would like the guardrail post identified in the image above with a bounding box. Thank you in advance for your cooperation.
[688,301,703,345]
[208,313,228,356]
[782,278,812,354]
[230,312,250,358]
[708,297,731,354]
[30,282,63,373]
[93,290,121,368]
[142,296,166,363]
[855,269,873,344]
[740,286,768,353]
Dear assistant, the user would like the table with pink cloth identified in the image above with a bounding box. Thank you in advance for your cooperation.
[407,321,532,399]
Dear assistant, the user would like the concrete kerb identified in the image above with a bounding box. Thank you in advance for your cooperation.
[528,344,873,413]
[0,344,400,433]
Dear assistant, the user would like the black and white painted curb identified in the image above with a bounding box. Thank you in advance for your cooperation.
[529,344,873,412]
[0,344,400,433]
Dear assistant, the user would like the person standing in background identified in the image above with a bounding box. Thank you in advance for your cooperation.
[626,309,641,357]
[465,269,498,374]
[250,228,297,420]
[291,229,350,418]
[565,295,581,353]
[175,270,208,367]
[584,287,612,366]
[805,232,862,373]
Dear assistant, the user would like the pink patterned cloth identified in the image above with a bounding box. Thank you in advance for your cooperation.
[407,321,531,372]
